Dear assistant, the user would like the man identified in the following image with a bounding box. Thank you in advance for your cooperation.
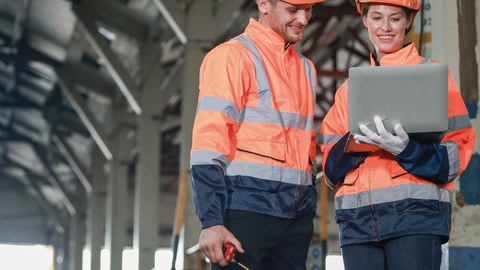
[190,1,324,269]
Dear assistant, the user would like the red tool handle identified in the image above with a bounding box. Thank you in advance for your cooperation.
[223,242,237,263]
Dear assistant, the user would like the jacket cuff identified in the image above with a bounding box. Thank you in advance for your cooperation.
[324,133,368,188]
[201,218,224,229]
[396,139,419,164]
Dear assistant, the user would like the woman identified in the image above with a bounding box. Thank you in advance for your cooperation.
[318,0,476,269]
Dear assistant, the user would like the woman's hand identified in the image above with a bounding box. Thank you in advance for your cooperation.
[354,115,409,155]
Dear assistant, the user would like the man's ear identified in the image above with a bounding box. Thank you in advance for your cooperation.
[257,0,270,14]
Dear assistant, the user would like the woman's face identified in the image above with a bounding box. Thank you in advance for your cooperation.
[362,4,413,61]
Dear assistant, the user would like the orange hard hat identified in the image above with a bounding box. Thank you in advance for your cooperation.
[355,0,420,13]
[282,0,326,4]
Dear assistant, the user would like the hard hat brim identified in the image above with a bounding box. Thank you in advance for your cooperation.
[356,0,420,13]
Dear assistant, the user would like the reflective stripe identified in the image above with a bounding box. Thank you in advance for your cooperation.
[233,35,272,109]
[296,51,318,110]
[325,175,336,190]
[442,141,460,180]
[335,183,453,210]
[317,133,342,146]
[196,96,313,130]
[191,150,312,186]
[226,161,312,186]
[448,114,472,132]
[300,54,319,100]
[245,108,313,130]
[440,114,470,181]
[191,150,230,171]
[196,96,242,124]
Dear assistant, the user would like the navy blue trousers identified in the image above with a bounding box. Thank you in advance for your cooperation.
[211,210,313,270]
[342,234,443,270]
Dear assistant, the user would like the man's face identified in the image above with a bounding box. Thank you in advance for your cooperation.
[260,0,314,43]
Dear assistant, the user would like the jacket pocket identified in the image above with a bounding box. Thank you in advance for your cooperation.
[236,139,286,162]
[335,209,357,223]
[235,118,287,162]
[390,162,408,178]
[394,198,440,212]
[232,175,280,192]
[344,170,360,185]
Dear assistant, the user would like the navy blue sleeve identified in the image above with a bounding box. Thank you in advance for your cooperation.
[324,133,368,188]
[191,164,227,229]
[395,139,450,184]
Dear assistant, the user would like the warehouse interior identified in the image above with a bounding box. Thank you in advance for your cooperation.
[0,0,479,269]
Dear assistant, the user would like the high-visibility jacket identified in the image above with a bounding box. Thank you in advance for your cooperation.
[191,19,318,229]
[319,43,476,246]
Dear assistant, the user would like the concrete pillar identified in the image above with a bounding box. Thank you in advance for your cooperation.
[180,1,213,260]
[70,207,86,270]
[431,0,460,80]
[105,104,130,270]
[134,113,160,270]
[86,146,107,270]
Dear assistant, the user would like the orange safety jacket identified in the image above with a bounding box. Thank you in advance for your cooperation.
[191,19,318,229]
[318,43,476,246]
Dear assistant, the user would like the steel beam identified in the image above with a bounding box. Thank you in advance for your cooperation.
[73,7,142,115]
[52,133,92,194]
[74,0,150,41]
[61,61,115,98]
[57,70,113,161]
[152,0,187,44]
[15,150,77,216]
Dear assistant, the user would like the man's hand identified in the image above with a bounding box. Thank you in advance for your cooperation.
[354,116,409,155]
[199,225,244,266]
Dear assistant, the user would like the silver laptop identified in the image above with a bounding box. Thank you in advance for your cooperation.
[345,64,448,152]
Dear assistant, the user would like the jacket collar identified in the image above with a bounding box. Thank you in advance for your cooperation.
[370,43,423,66]
[244,18,296,53]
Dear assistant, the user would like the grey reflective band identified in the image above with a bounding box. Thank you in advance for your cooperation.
[191,149,312,186]
[299,53,318,99]
[196,96,314,130]
[226,160,312,186]
[335,183,453,210]
[233,34,272,109]
[448,114,473,132]
[442,141,460,181]
[191,150,231,172]
[196,96,243,123]
[317,133,342,146]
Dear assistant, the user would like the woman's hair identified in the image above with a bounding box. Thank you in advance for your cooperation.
[361,3,416,34]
